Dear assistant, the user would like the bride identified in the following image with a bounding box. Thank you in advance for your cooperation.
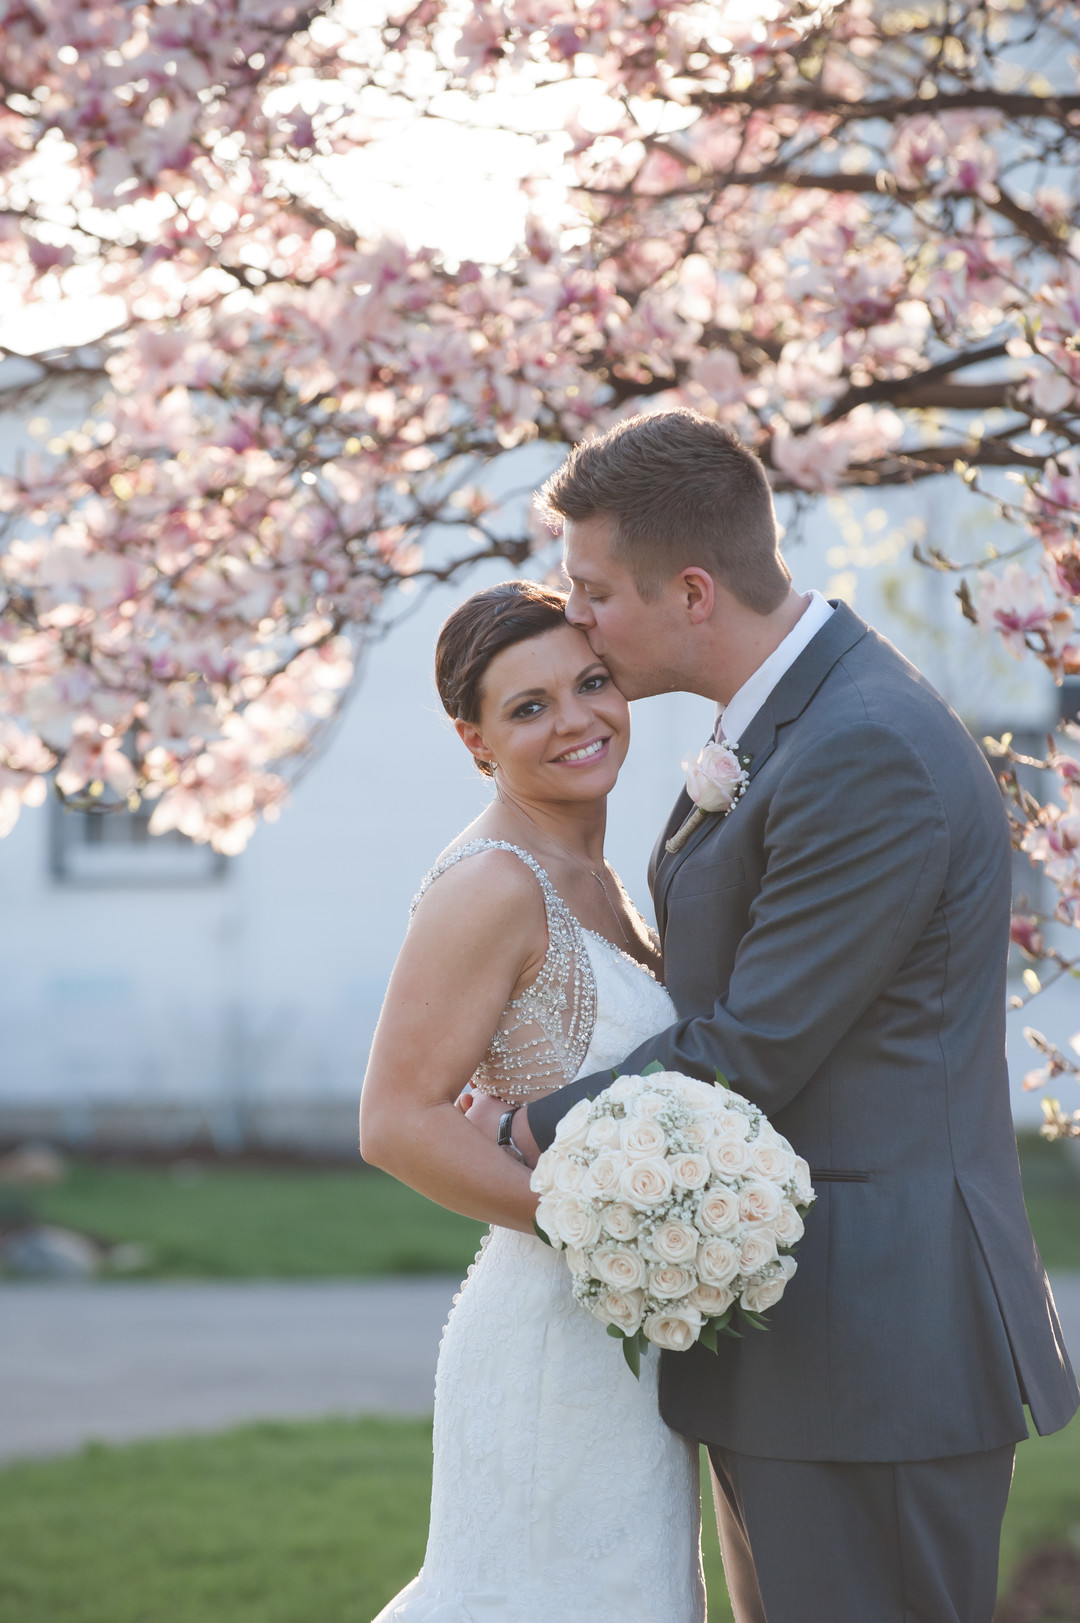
[360,578,706,1623]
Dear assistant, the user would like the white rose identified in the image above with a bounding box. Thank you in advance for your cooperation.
[606,1076,643,1103]
[648,1262,698,1301]
[738,1230,778,1274]
[708,1137,752,1177]
[553,1156,586,1194]
[741,1255,797,1314]
[716,1109,751,1141]
[553,1098,591,1151]
[534,1194,565,1248]
[530,1154,556,1196]
[565,1245,589,1276]
[643,1304,703,1352]
[586,1115,622,1150]
[691,1282,735,1317]
[619,1157,674,1208]
[553,1194,602,1250]
[602,1203,641,1241]
[675,1077,718,1110]
[697,1185,740,1237]
[670,1152,711,1192]
[683,741,745,813]
[581,1152,622,1200]
[739,1181,784,1227]
[596,1287,645,1336]
[755,1119,784,1149]
[792,1157,815,1206]
[634,1090,671,1119]
[592,1245,648,1291]
[773,1202,805,1248]
[649,1219,700,1266]
[750,1142,795,1183]
[622,1117,669,1160]
[697,1236,741,1288]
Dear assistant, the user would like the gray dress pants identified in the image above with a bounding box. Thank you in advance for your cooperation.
[708,1442,1016,1623]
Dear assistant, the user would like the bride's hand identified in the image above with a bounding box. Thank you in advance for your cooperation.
[462,1090,503,1140]
[464,1091,541,1170]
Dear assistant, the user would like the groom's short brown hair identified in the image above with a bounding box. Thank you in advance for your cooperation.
[538,409,790,613]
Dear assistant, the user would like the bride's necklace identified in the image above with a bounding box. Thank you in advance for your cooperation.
[497,791,634,950]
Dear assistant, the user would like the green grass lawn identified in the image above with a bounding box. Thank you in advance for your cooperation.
[3,1132,1077,1279]
[0,1414,1076,1623]
[0,1161,488,1278]
[1011,1134,1080,1273]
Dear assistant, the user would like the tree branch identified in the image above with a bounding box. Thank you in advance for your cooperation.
[688,87,1080,122]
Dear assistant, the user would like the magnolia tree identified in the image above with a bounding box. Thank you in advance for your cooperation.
[1,0,1079,1115]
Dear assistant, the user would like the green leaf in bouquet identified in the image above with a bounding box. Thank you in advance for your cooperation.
[714,1069,730,1088]
[738,1306,771,1333]
[606,1323,625,1340]
[705,1306,741,1339]
[698,1319,719,1354]
[532,1217,553,1247]
[641,1060,665,1075]
[622,1333,642,1379]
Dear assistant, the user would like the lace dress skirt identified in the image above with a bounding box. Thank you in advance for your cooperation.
[374,1227,704,1623]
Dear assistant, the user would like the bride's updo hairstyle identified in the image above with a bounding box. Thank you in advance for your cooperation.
[435,580,570,777]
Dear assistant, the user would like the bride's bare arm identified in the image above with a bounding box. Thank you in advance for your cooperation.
[359,850,547,1234]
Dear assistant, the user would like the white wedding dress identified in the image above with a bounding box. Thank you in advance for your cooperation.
[373,841,705,1623]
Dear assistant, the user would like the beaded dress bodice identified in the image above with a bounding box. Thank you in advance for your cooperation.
[411,838,657,1105]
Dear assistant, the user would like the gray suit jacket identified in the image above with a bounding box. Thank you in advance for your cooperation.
[529,603,1078,1462]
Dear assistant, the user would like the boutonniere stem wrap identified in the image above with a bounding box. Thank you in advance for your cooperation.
[666,742,751,855]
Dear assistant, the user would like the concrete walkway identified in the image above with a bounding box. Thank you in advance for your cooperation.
[0,1276,459,1464]
[3,1273,1079,1466]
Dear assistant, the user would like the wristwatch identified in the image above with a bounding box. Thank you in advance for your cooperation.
[497,1106,526,1165]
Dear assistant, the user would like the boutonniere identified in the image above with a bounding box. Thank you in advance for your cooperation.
[665,741,751,855]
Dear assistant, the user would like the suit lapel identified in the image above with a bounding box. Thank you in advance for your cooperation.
[648,789,693,893]
[650,601,869,939]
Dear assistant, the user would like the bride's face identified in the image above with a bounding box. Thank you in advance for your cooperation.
[458,622,630,801]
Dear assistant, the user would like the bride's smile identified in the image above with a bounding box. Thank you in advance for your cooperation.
[550,735,610,765]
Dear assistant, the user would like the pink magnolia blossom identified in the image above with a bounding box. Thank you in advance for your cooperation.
[976,563,1076,672]
[0,0,1075,951]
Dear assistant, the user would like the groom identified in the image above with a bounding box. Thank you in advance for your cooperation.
[468,409,1078,1622]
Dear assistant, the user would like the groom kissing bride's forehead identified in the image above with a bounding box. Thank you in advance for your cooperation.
[366,407,1077,1623]
[526,409,1075,1620]
[541,407,803,713]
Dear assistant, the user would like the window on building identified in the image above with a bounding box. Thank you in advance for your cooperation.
[49,800,227,886]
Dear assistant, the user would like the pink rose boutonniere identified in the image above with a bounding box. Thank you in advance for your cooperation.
[665,741,751,855]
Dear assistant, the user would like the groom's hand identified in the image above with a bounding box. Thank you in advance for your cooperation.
[463,1092,541,1170]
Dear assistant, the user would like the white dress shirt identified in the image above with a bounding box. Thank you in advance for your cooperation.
[715,590,835,747]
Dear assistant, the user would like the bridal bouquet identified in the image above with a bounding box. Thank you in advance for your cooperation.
[531,1065,815,1376]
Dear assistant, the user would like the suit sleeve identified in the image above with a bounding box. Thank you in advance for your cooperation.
[527,722,950,1153]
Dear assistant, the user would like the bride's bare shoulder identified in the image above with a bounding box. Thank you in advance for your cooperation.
[411,839,546,938]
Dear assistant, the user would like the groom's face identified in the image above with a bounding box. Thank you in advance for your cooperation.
[563,515,688,701]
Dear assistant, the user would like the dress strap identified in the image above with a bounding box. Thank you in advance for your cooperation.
[410,839,570,922]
